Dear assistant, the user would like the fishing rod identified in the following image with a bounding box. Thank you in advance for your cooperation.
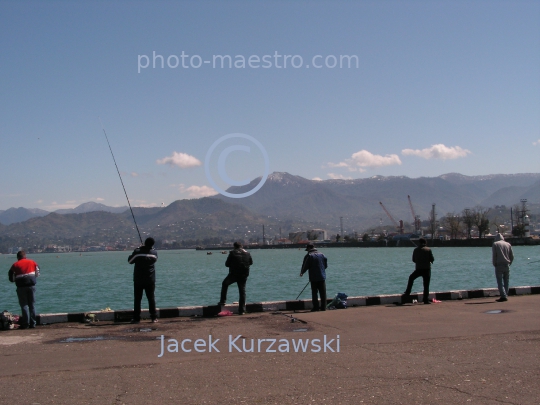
[100,120,143,245]
[527,259,540,265]
[296,281,310,300]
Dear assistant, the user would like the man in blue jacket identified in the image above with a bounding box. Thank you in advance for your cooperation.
[128,237,158,323]
[300,243,328,311]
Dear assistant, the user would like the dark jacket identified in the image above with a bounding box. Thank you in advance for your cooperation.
[412,245,434,270]
[301,249,328,282]
[128,246,158,284]
[225,248,253,277]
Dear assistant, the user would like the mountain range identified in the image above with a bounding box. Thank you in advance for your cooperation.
[0,171,538,249]
[216,172,540,228]
[0,202,128,225]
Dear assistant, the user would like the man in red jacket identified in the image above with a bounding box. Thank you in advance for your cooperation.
[8,251,40,329]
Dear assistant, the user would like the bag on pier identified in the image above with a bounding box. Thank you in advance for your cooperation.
[326,292,348,310]
[0,310,16,330]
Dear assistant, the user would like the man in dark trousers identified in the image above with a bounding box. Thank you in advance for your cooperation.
[8,251,40,329]
[403,237,434,304]
[219,241,253,315]
[128,237,158,323]
[300,243,328,311]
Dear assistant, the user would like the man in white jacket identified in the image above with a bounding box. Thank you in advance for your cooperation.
[492,233,514,302]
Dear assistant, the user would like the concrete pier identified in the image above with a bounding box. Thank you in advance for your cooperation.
[1,293,539,404]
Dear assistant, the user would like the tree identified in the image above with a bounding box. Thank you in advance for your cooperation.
[443,213,461,240]
[335,234,341,243]
[307,231,318,241]
[462,208,474,238]
[472,207,490,238]
[512,223,526,237]
[362,233,370,242]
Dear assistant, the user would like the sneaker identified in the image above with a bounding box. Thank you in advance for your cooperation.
[238,312,245,316]
[217,302,225,306]
[130,319,140,324]
[151,319,158,323]
[423,301,431,305]
[310,308,319,312]
[496,297,508,302]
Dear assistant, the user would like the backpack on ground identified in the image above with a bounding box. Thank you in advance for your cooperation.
[0,310,16,330]
[326,292,348,310]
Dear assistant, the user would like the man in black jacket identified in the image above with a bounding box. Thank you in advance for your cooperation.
[128,237,158,323]
[218,241,253,315]
[403,238,434,304]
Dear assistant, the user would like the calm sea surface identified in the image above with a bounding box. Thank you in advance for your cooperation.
[1,247,539,314]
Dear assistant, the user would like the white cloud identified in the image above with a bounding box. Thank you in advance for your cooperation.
[327,173,353,180]
[179,184,218,198]
[312,177,323,181]
[327,162,348,168]
[533,139,540,146]
[157,152,202,168]
[328,150,402,171]
[401,144,471,160]
[130,172,139,177]
[95,197,105,201]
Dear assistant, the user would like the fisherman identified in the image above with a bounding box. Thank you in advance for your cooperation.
[403,237,434,304]
[218,241,253,315]
[300,243,328,311]
[8,251,40,329]
[128,237,158,323]
[492,233,514,302]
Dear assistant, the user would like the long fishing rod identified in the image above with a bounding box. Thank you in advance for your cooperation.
[100,120,143,245]
[296,281,310,300]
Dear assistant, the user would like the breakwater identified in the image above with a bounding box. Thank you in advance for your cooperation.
[201,236,540,250]
[37,285,540,325]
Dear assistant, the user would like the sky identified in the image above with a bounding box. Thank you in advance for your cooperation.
[0,0,539,211]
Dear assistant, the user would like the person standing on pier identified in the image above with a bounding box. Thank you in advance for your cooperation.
[300,243,328,311]
[492,233,514,302]
[403,238,434,304]
[218,241,253,315]
[128,237,158,323]
[8,251,40,329]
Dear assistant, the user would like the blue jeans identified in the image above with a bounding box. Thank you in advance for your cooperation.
[495,266,510,299]
[16,286,36,327]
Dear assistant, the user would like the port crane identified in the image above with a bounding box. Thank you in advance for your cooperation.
[379,201,404,234]
[408,195,421,233]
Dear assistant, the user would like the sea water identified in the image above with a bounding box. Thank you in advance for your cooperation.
[0,246,538,314]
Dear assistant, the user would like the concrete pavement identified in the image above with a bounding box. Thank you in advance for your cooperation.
[1,294,539,405]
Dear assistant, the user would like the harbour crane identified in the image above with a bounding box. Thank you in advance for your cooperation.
[407,195,421,233]
[379,202,404,234]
